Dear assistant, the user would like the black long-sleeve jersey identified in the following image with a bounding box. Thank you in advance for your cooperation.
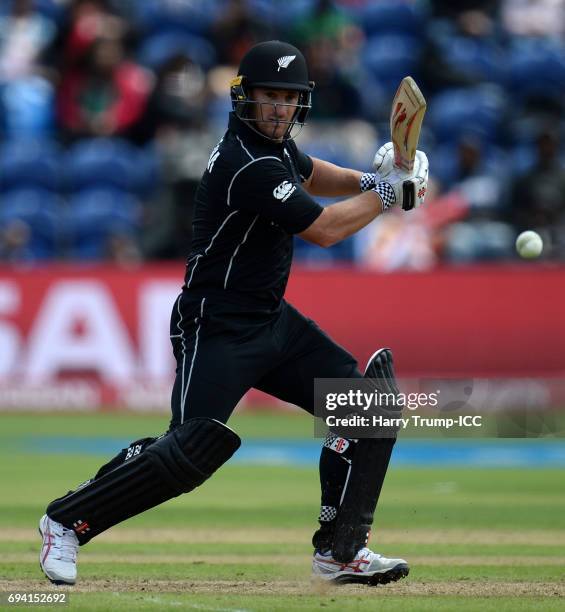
[183,113,323,310]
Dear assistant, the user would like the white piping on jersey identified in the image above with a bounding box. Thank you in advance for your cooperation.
[226,156,281,207]
[223,150,286,287]
[285,146,309,181]
[185,146,281,289]
[185,210,240,288]
[236,135,254,161]
[174,294,187,416]
[223,215,259,289]
[284,146,299,177]
[181,297,206,424]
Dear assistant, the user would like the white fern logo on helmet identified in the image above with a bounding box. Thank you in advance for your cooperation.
[277,55,296,71]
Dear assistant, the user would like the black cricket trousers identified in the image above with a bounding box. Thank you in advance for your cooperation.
[168,292,362,428]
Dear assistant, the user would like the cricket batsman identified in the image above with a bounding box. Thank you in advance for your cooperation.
[39,41,428,586]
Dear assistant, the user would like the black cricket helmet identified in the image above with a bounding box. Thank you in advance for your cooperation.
[230,40,314,140]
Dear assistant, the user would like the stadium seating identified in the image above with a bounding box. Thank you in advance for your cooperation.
[0,0,563,264]
[432,141,508,193]
[132,0,217,37]
[65,189,140,260]
[437,35,505,83]
[506,37,565,100]
[362,34,423,94]
[427,86,507,144]
[65,139,156,196]
[349,1,425,37]
[0,188,60,259]
[31,0,65,23]
[0,139,62,192]
[138,31,217,71]
[0,77,55,140]
[247,0,314,24]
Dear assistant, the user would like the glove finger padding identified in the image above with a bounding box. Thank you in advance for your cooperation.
[361,142,396,193]
[373,142,394,176]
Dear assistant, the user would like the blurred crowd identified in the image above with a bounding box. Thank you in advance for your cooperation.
[0,0,564,269]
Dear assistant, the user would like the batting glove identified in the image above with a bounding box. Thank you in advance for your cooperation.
[373,141,395,176]
[359,142,395,192]
[373,150,429,211]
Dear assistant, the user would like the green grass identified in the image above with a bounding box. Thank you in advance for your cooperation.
[0,411,564,611]
[0,410,312,439]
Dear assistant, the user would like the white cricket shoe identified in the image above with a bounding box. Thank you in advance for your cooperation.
[312,547,409,585]
[38,514,79,585]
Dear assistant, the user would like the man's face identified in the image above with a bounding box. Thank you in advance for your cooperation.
[249,87,300,140]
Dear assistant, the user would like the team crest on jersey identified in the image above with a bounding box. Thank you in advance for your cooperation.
[277,55,296,71]
[273,180,296,202]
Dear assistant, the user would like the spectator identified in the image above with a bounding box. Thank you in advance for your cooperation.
[436,136,506,210]
[139,128,218,261]
[356,207,438,271]
[290,0,364,119]
[501,0,565,39]
[131,53,208,144]
[211,0,274,66]
[0,219,33,263]
[355,178,472,270]
[61,0,126,67]
[509,128,565,258]
[106,232,142,266]
[132,53,216,260]
[0,0,56,82]
[429,0,498,33]
[302,37,363,119]
[437,136,514,262]
[420,0,498,95]
[57,35,152,140]
[292,0,361,53]
[418,37,480,97]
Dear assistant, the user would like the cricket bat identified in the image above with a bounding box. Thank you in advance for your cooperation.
[390,76,426,173]
[390,76,426,210]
